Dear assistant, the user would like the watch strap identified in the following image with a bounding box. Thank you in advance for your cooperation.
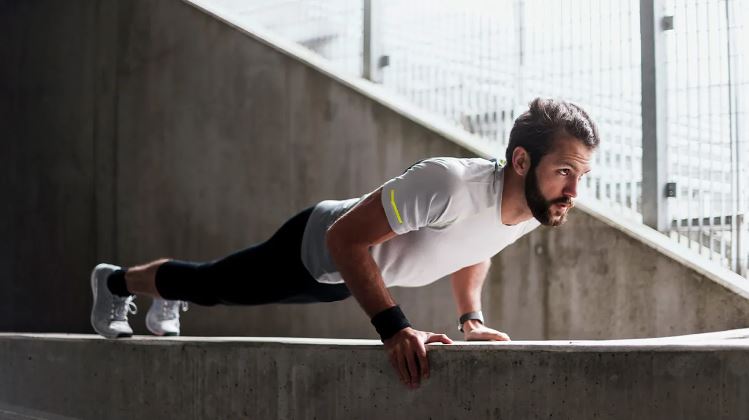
[458,310,484,332]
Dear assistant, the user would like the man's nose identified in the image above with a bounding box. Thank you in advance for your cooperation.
[564,178,579,199]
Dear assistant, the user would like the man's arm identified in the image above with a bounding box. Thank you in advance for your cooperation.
[325,187,397,316]
[451,259,510,341]
[326,186,452,389]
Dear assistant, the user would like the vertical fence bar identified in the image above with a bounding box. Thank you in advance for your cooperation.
[641,0,670,231]
[363,0,383,82]
[725,0,741,273]
[515,0,528,110]
[737,0,749,276]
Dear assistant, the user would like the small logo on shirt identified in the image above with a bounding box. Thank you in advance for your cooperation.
[390,189,403,224]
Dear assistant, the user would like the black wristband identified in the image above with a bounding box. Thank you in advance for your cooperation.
[371,305,411,341]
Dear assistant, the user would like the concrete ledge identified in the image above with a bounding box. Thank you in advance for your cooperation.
[2,333,749,419]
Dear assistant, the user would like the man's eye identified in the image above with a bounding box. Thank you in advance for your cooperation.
[558,169,570,176]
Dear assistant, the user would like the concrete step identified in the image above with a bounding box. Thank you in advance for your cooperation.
[2,331,748,419]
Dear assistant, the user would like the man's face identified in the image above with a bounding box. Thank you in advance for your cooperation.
[525,135,593,226]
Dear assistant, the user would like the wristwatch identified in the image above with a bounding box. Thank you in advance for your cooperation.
[458,310,484,332]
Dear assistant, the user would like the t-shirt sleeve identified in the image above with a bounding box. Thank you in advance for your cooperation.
[380,159,461,235]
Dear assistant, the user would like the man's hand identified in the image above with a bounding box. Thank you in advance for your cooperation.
[462,320,511,341]
[384,327,453,389]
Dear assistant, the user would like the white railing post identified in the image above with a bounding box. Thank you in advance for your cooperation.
[640,0,670,231]
[739,215,748,277]
[363,0,386,83]
[514,0,526,111]
[725,0,745,275]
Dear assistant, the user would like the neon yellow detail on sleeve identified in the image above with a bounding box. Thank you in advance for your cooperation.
[389,189,403,224]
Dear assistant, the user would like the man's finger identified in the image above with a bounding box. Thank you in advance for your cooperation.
[388,353,399,373]
[389,352,403,383]
[488,331,511,341]
[467,331,512,341]
[396,350,410,386]
[416,343,429,379]
[425,333,453,345]
[405,348,420,387]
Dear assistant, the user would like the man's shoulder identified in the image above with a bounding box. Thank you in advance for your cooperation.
[388,157,497,201]
[421,156,491,168]
[418,157,501,213]
[419,157,496,179]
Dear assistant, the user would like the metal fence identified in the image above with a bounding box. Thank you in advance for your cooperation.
[215,0,363,76]
[210,0,747,277]
[662,0,747,273]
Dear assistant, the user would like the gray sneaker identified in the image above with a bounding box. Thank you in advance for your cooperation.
[90,263,137,338]
[146,298,188,336]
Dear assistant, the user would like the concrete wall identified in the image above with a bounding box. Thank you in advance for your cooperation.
[492,210,749,340]
[0,0,470,338]
[0,1,103,332]
[2,334,749,420]
[1,0,748,340]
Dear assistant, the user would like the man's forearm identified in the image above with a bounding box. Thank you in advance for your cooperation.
[328,245,396,317]
[451,259,491,315]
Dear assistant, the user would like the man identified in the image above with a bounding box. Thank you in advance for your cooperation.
[90,97,599,389]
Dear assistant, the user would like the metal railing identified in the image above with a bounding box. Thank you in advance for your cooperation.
[217,0,363,76]
[661,0,747,273]
[209,0,747,277]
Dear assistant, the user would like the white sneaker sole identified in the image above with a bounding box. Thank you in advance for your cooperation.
[146,309,181,337]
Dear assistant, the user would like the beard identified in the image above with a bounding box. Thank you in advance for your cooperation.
[524,165,573,227]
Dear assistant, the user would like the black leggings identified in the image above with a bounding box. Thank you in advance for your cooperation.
[154,207,352,306]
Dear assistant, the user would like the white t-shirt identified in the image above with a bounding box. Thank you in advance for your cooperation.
[300,157,540,287]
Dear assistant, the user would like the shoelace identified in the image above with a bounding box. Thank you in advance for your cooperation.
[112,295,137,321]
[161,300,189,320]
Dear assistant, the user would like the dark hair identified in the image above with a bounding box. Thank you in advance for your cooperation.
[505,98,600,167]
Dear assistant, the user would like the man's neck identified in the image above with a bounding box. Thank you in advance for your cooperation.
[501,168,533,225]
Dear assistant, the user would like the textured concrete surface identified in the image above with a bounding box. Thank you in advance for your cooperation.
[492,207,749,340]
[1,332,749,420]
[0,0,469,338]
[1,0,748,342]
[0,0,101,333]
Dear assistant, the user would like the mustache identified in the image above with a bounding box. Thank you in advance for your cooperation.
[551,197,574,207]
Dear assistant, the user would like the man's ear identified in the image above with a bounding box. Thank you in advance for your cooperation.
[511,146,531,176]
